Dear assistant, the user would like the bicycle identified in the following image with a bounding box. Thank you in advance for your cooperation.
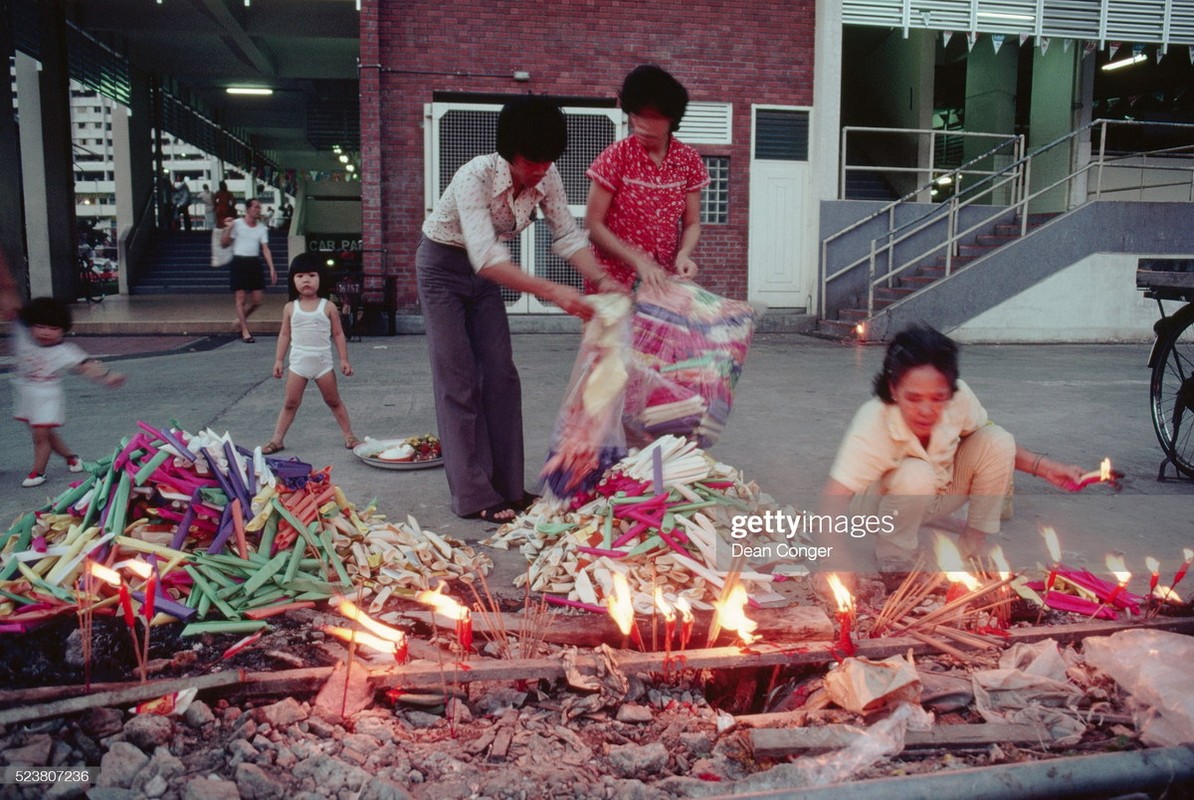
[1138,259,1194,478]
[77,255,105,303]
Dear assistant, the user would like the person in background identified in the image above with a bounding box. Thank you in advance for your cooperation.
[213,180,235,227]
[822,325,1086,574]
[199,183,215,229]
[584,64,709,293]
[172,176,192,232]
[221,198,275,343]
[417,95,624,522]
[7,297,125,487]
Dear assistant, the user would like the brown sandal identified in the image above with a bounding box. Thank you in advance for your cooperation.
[261,441,285,455]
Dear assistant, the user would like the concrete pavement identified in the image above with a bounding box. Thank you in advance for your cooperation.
[1,330,1190,596]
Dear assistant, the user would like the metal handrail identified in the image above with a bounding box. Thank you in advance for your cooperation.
[838,126,1020,198]
[822,118,1194,321]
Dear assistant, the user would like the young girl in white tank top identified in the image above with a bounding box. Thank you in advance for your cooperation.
[262,255,361,454]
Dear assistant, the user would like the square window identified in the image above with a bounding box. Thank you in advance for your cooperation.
[700,157,729,225]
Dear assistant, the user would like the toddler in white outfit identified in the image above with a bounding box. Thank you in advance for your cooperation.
[262,254,360,454]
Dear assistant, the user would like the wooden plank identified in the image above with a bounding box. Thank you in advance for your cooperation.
[402,604,835,647]
[0,670,247,727]
[750,722,1051,757]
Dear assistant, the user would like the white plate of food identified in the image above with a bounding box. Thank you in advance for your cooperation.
[353,434,444,470]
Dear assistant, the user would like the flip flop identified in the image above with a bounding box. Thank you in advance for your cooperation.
[463,501,517,523]
[261,441,285,455]
[241,335,256,344]
[344,435,363,450]
[513,491,540,512]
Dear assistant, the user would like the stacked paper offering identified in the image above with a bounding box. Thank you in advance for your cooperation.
[0,421,490,635]
[488,436,789,613]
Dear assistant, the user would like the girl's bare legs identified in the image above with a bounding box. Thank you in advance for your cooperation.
[269,372,309,446]
[313,371,356,441]
[30,427,73,473]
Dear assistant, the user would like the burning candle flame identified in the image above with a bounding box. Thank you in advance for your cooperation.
[123,560,153,580]
[990,545,1011,581]
[1146,556,1160,575]
[414,581,469,621]
[323,625,405,656]
[1105,554,1131,585]
[1041,527,1061,564]
[672,595,694,624]
[654,588,676,623]
[86,561,122,587]
[1100,458,1112,482]
[331,596,408,645]
[826,574,854,613]
[934,535,980,591]
[607,573,635,636]
[1185,548,1194,563]
[1154,585,1184,604]
[713,584,758,646]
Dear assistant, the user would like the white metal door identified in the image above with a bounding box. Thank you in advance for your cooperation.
[748,105,812,308]
[426,103,624,313]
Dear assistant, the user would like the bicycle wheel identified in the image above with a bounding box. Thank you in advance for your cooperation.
[77,257,104,303]
[1150,305,1194,477]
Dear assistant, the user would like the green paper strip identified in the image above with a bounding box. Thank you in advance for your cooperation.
[293,589,333,601]
[242,588,289,608]
[196,591,213,619]
[627,535,664,557]
[104,472,132,536]
[665,500,718,514]
[241,551,289,598]
[281,531,307,586]
[184,566,238,620]
[694,486,752,511]
[196,564,239,590]
[320,529,351,587]
[181,619,267,637]
[258,514,280,556]
[535,522,575,535]
[51,476,96,513]
[133,450,171,486]
[602,509,614,549]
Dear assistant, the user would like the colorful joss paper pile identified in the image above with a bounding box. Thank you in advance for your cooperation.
[0,422,489,635]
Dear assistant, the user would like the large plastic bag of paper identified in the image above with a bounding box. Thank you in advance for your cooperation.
[625,280,756,447]
[1084,629,1194,746]
[541,294,632,499]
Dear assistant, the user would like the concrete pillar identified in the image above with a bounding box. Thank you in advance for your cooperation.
[963,39,1019,204]
[0,0,27,298]
[1028,43,1081,212]
[812,0,842,308]
[16,2,76,301]
[112,69,154,292]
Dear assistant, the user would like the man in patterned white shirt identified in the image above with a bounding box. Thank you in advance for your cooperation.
[417,96,624,522]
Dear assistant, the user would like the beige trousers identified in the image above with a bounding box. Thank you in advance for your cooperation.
[857,424,1016,571]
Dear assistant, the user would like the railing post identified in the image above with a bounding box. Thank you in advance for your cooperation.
[868,240,876,318]
[945,196,956,277]
[820,238,828,318]
[1095,121,1108,200]
[1020,157,1031,236]
[840,127,849,199]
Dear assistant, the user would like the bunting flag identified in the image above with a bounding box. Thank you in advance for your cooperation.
[967,31,978,52]
[1189,45,1194,64]
[1133,43,1146,59]
[1063,39,1072,53]
[992,33,1006,54]
[1040,37,1051,56]
[1109,41,1122,59]
[1156,47,1165,63]
[942,30,954,48]
[1083,40,1096,57]
[1019,33,1030,48]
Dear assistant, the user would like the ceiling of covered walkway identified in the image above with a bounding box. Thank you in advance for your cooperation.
[62,0,360,173]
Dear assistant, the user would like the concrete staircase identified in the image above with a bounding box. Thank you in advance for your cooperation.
[132,231,286,295]
[817,212,1056,339]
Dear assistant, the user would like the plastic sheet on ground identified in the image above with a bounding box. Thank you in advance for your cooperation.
[1084,628,1194,746]
[824,652,922,714]
[972,638,1086,746]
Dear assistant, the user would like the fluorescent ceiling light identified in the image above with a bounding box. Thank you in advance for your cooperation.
[977,11,1034,22]
[226,87,273,96]
[1102,54,1148,71]
[936,175,953,186]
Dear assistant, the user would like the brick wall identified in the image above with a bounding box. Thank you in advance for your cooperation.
[361,0,816,309]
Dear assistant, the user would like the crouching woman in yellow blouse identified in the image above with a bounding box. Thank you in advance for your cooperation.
[822,325,1086,572]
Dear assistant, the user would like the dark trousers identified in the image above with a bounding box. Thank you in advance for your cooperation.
[416,237,524,517]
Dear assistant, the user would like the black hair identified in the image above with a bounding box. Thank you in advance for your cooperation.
[872,325,960,403]
[287,252,331,301]
[619,65,689,133]
[20,297,72,332]
[496,95,567,163]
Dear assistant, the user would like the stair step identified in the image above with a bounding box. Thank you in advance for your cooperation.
[839,307,869,321]
[875,286,916,300]
[958,244,996,258]
[976,234,1017,247]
